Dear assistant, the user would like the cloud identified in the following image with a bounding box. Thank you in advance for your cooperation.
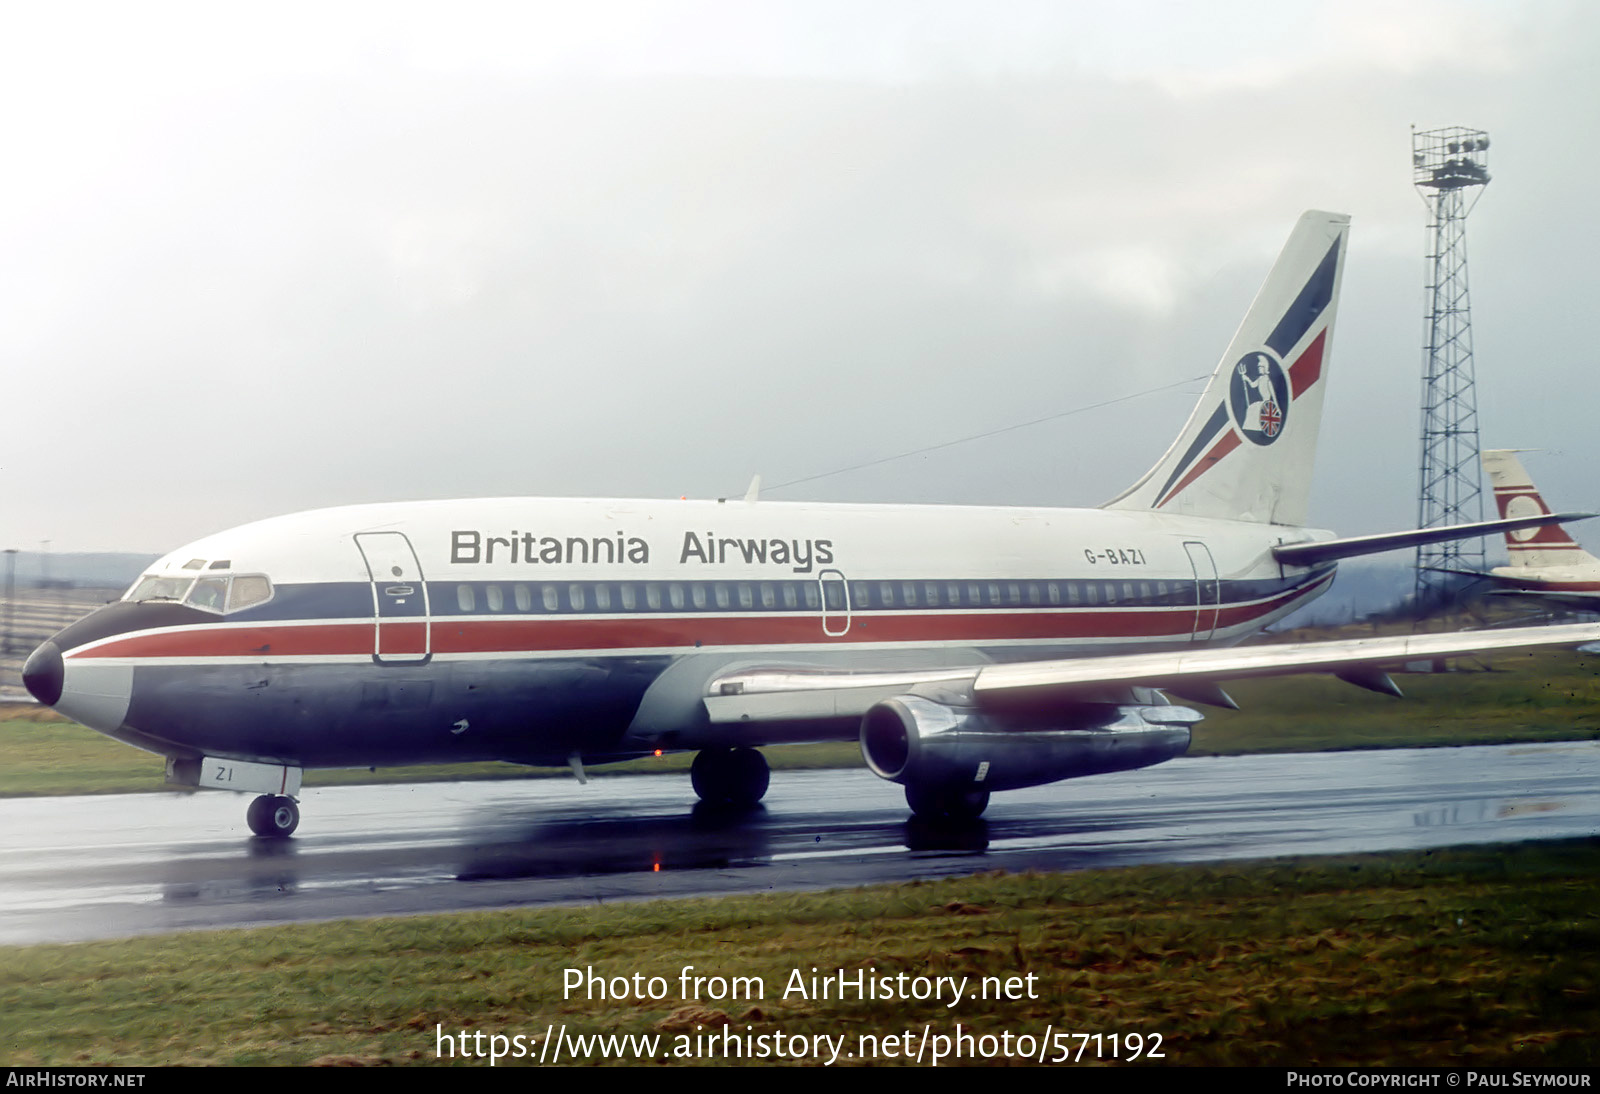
[0,2,1594,550]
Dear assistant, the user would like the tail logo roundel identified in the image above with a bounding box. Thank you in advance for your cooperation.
[1228,351,1290,445]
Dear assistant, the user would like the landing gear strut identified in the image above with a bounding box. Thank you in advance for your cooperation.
[690,747,770,808]
[247,794,300,838]
[905,782,990,822]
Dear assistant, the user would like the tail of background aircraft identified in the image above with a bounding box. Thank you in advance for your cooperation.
[1104,210,1349,526]
[1482,450,1599,569]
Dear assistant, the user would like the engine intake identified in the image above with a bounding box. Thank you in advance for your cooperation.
[860,694,1200,792]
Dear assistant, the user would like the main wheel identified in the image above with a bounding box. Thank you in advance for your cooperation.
[905,782,990,822]
[246,794,300,838]
[690,747,770,807]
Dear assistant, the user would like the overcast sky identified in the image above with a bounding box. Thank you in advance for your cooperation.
[2,0,1596,553]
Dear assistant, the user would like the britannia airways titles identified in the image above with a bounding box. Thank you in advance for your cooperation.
[450,530,836,573]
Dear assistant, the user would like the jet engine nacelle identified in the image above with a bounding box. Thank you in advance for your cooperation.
[859,694,1202,793]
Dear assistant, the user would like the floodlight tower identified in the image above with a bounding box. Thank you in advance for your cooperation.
[1412,126,1491,615]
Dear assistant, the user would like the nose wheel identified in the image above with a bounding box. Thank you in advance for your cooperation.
[247,794,300,838]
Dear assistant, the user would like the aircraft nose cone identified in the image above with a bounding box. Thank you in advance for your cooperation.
[22,641,63,707]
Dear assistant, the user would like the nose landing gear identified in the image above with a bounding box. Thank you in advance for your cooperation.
[247,794,300,838]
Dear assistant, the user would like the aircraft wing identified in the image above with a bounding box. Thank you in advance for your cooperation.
[703,622,1600,721]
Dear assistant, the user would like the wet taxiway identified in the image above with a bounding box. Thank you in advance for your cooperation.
[2,740,1597,945]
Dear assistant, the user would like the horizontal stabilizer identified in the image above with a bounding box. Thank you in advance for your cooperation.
[1272,512,1595,567]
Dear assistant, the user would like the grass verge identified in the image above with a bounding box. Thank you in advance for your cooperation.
[1,840,1595,1066]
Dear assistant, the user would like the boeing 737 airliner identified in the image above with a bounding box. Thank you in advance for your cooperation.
[23,212,1600,836]
[1462,449,1600,610]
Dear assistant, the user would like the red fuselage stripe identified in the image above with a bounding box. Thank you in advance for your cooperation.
[68,580,1328,660]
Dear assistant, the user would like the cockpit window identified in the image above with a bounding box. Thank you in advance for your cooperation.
[228,576,272,613]
[186,578,228,612]
[126,573,274,614]
[128,575,194,603]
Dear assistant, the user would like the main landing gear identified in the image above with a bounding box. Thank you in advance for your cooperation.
[690,747,770,808]
[905,782,990,822]
[247,794,300,839]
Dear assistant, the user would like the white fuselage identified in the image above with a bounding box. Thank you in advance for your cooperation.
[39,496,1334,768]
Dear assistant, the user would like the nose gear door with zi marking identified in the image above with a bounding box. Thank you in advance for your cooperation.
[355,532,431,663]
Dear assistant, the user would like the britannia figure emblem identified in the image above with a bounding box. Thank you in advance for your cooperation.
[1228,351,1289,445]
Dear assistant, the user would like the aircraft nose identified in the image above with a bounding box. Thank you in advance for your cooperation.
[22,641,63,706]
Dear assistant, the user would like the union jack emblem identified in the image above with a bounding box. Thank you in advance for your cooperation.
[1259,398,1282,437]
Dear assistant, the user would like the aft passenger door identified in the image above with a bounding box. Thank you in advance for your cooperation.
[1184,541,1220,643]
[355,532,431,663]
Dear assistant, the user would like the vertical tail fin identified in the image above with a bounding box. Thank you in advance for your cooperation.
[1104,211,1349,525]
[1482,450,1597,568]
